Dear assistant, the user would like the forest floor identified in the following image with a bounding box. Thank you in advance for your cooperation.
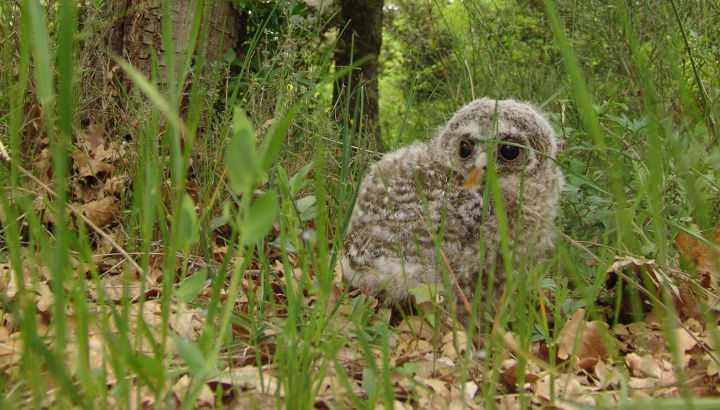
[2,124,720,408]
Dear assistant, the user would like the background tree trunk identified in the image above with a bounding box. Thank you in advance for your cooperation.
[107,0,245,85]
[334,0,384,150]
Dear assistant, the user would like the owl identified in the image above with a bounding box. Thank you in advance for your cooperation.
[341,98,563,315]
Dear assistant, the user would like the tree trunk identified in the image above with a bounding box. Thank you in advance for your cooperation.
[108,0,245,85]
[334,0,384,150]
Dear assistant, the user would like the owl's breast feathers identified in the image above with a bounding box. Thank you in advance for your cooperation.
[343,142,484,273]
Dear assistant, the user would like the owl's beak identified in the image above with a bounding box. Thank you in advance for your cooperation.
[463,152,487,189]
[463,167,484,188]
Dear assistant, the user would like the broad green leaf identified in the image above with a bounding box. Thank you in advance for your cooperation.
[259,106,299,173]
[171,333,206,374]
[241,190,279,246]
[362,367,377,400]
[288,162,314,196]
[134,353,165,383]
[295,195,316,213]
[208,215,228,231]
[223,48,236,64]
[227,107,259,193]
[409,283,442,305]
[175,194,199,249]
[175,269,208,303]
[296,195,317,221]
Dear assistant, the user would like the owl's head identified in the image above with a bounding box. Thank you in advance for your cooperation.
[433,98,560,189]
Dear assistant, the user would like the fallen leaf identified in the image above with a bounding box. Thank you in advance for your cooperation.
[76,124,106,152]
[80,196,118,227]
[625,353,677,386]
[557,309,611,366]
[209,366,281,396]
[73,152,115,180]
[440,330,468,359]
[395,316,434,341]
[674,225,720,274]
[0,329,22,369]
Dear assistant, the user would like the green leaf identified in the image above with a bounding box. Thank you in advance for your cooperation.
[175,194,199,249]
[171,333,206,374]
[223,48,236,64]
[295,195,317,221]
[25,0,54,104]
[175,269,208,304]
[114,58,183,133]
[288,162,313,196]
[409,283,442,305]
[241,190,279,246]
[362,367,377,400]
[259,106,300,173]
[208,215,228,231]
[396,362,419,377]
[295,194,314,209]
[227,107,259,193]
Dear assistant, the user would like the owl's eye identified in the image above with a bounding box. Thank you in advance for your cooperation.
[499,144,521,161]
[459,139,474,159]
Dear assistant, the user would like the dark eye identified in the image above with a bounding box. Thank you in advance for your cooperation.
[459,139,474,159]
[499,144,520,161]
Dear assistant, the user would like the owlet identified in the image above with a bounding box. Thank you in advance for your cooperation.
[342,98,564,314]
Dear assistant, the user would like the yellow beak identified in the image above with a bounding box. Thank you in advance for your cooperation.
[463,166,485,188]
[463,152,487,189]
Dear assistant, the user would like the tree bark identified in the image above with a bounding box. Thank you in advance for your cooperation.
[334,0,384,150]
[107,0,245,85]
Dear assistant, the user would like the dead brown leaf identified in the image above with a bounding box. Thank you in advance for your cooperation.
[0,328,22,369]
[625,352,677,386]
[395,316,435,342]
[76,124,106,153]
[80,196,118,227]
[173,375,214,408]
[440,330,468,359]
[557,309,611,367]
[209,366,281,395]
[73,152,115,180]
[674,225,720,274]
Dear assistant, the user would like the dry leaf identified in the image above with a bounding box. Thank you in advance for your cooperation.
[625,353,678,386]
[0,329,22,368]
[80,196,118,227]
[557,309,611,366]
[73,152,115,179]
[674,225,720,274]
[440,330,468,359]
[170,305,205,340]
[395,316,434,341]
[76,124,106,152]
[209,366,281,395]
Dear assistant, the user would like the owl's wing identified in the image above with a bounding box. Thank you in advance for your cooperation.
[342,145,480,301]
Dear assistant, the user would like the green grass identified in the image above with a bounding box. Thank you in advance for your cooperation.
[1,0,720,408]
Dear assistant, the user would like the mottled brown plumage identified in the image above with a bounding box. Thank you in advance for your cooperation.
[341,98,564,313]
